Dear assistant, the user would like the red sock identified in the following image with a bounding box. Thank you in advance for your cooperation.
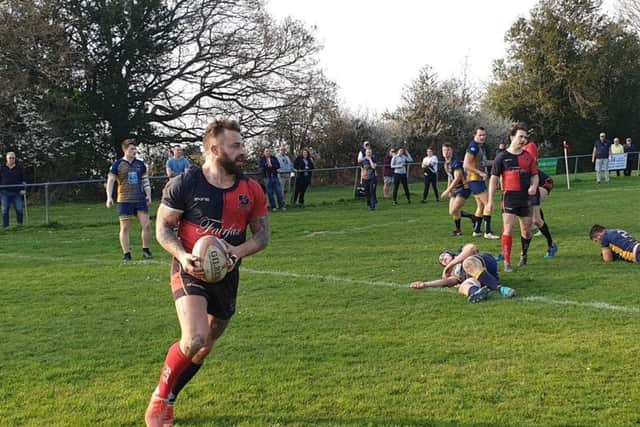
[156,342,191,399]
[501,234,513,264]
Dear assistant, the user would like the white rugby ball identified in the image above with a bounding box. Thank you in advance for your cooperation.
[192,235,229,283]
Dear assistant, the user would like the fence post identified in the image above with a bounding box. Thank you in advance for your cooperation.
[45,183,50,225]
[573,155,579,179]
[353,167,359,199]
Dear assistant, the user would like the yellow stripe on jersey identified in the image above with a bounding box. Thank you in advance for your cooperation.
[610,245,635,262]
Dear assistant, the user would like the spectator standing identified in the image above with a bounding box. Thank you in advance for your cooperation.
[592,132,611,184]
[259,148,285,211]
[166,145,191,178]
[360,148,378,211]
[420,147,439,202]
[105,140,153,261]
[391,147,413,204]
[382,148,395,198]
[0,152,27,228]
[292,149,314,207]
[624,137,637,176]
[611,137,624,176]
[357,141,370,164]
[275,146,293,195]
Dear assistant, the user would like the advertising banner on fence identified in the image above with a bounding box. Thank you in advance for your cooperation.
[609,153,627,170]
[537,158,558,176]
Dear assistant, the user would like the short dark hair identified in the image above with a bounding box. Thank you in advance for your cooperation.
[442,142,453,149]
[121,138,137,151]
[203,117,241,151]
[590,224,606,239]
[509,121,528,137]
[474,127,486,135]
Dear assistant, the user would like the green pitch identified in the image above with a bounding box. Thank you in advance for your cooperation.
[1,173,639,426]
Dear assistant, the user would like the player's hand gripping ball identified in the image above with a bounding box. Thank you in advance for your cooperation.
[192,236,230,283]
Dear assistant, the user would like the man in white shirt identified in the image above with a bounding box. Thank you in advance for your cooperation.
[390,147,413,204]
[421,147,439,202]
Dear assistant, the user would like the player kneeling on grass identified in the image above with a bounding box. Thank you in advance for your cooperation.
[410,243,516,303]
[590,224,640,263]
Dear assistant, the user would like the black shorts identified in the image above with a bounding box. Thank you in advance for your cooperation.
[501,192,532,217]
[453,187,471,199]
[170,259,239,320]
[531,178,554,206]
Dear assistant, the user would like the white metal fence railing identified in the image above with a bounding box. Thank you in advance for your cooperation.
[0,153,638,226]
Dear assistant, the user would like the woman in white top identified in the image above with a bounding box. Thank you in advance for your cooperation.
[421,147,439,202]
[390,147,413,204]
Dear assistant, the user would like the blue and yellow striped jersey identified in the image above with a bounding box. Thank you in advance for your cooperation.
[601,229,639,263]
[109,158,147,203]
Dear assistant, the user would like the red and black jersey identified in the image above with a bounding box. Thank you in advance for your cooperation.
[492,150,538,197]
[160,168,268,252]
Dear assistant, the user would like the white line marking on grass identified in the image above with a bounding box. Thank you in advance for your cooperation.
[243,268,640,313]
[521,296,640,313]
[303,219,418,237]
[243,268,409,289]
[3,252,638,314]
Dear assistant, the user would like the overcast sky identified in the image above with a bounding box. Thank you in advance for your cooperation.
[267,0,616,114]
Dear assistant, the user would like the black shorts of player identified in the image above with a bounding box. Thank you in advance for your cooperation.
[532,178,554,206]
[453,187,471,199]
[501,192,532,217]
[530,191,541,206]
[170,258,239,320]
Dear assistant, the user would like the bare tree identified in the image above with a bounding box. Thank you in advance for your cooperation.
[2,0,323,154]
[617,0,640,33]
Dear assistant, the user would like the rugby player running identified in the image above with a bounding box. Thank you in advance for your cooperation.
[144,118,270,427]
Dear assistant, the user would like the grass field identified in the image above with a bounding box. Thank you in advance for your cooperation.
[1,173,640,426]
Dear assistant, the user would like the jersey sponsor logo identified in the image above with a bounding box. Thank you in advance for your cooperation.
[239,194,250,208]
[198,216,244,240]
[194,196,210,202]
[127,171,139,184]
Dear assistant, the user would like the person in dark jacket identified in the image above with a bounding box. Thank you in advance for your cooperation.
[258,147,285,211]
[293,149,314,207]
[0,152,27,228]
[624,138,637,176]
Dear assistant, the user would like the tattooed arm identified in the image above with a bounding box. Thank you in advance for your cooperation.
[155,204,204,278]
[230,215,270,260]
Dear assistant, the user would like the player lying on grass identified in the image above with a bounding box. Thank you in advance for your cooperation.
[410,243,516,302]
[590,224,640,263]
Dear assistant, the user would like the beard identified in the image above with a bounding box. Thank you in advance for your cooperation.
[217,151,244,176]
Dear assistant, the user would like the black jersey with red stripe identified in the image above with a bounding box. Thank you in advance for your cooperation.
[160,168,268,252]
[492,150,538,196]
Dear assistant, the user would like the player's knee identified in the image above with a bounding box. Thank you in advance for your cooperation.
[193,341,214,362]
[462,243,478,253]
[463,256,483,275]
[182,334,206,357]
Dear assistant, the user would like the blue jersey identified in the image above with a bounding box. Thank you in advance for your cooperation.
[465,141,487,181]
[601,229,639,262]
[109,158,147,203]
[445,158,468,190]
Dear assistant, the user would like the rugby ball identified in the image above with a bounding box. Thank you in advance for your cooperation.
[192,236,229,283]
